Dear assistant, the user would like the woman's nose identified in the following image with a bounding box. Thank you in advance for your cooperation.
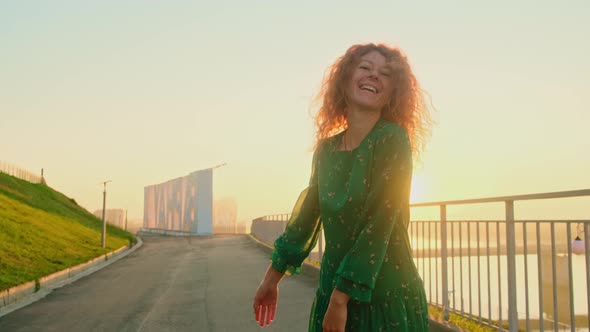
[367,71,379,80]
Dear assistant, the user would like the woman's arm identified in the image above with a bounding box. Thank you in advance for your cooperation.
[254,144,323,326]
[261,263,285,285]
[270,146,322,275]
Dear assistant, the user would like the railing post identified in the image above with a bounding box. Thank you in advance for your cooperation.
[585,222,590,330]
[440,204,449,321]
[505,200,518,331]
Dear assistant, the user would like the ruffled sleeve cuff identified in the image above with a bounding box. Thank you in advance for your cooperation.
[270,249,303,276]
[333,275,372,302]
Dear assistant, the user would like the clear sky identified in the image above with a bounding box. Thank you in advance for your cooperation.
[2,1,589,225]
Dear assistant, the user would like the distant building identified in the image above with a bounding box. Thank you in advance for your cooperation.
[143,168,213,235]
[93,209,126,229]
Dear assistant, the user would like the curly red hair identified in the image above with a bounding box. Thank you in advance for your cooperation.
[314,43,432,158]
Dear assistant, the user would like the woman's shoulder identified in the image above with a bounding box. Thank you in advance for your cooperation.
[371,120,412,163]
[315,132,343,154]
[375,119,409,142]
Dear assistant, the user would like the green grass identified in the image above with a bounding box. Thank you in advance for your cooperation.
[429,305,523,332]
[0,172,135,291]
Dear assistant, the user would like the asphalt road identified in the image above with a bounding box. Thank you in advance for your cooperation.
[0,235,318,332]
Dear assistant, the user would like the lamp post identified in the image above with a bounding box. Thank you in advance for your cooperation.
[101,180,112,248]
[572,222,585,255]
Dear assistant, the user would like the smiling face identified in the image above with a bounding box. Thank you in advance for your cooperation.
[345,50,394,112]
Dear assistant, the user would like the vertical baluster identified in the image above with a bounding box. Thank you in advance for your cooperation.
[436,217,439,306]
[459,221,464,314]
[497,220,503,331]
[451,220,456,312]
[468,220,472,320]
[420,221,430,294]
[550,222,558,332]
[523,222,531,332]
[429,220,432,303]
[486,221,491,324]
[410,222,418,259]
[416,222,419,275]
[410,221,416,260]
[566,222,575,332]
[505,201,518,332]
[440,205,449,320]
[477,221,482,323]
[537,222,544,332]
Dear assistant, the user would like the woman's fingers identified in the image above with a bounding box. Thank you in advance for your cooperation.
[269,304,276,323]
[255,304,261,322]
[254,303,276,327]
[259,305,267,327]
[265,304,274,326]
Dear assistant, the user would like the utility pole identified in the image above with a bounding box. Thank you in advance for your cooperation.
[125,209,128,231]
[101,180,112,248]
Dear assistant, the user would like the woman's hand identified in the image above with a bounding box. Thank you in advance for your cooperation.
[322,289,350,332]
[253,280,278,327]
[253,264,284,327]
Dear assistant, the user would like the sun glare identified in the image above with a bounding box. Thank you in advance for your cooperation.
[410,173,426,204]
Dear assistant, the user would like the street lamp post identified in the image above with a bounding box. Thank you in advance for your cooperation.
[101,180,111,248]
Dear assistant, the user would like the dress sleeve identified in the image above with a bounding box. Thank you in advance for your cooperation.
[270,146,322,276]
[333,126,413,302]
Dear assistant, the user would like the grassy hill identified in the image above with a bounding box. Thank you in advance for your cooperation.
[0,172,135,291]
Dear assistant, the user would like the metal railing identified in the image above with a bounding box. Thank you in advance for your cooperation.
[256,189,590,332]
[410,189,590,332]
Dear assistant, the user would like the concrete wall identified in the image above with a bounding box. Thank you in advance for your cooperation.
[250,219,287,246]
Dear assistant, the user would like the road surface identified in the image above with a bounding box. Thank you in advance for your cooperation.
[0,235,317,331]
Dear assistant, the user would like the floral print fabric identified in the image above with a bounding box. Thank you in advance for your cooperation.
[271,119,429,331]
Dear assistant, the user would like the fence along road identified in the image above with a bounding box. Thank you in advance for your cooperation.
[0,161,43,184]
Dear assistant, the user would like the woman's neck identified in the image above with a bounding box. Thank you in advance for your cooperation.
[343,107,381,150]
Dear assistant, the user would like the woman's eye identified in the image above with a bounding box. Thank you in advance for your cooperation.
[381,72,392,77]
[359,65,370,70]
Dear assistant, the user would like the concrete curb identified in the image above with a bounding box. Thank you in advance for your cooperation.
[0,236,144,318]
[248,233,320,280]
[137,228,192,237]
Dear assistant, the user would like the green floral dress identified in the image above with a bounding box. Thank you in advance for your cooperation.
[271,119,429,331]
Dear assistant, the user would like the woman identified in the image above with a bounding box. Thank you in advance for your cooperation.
[253,43,432,331]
